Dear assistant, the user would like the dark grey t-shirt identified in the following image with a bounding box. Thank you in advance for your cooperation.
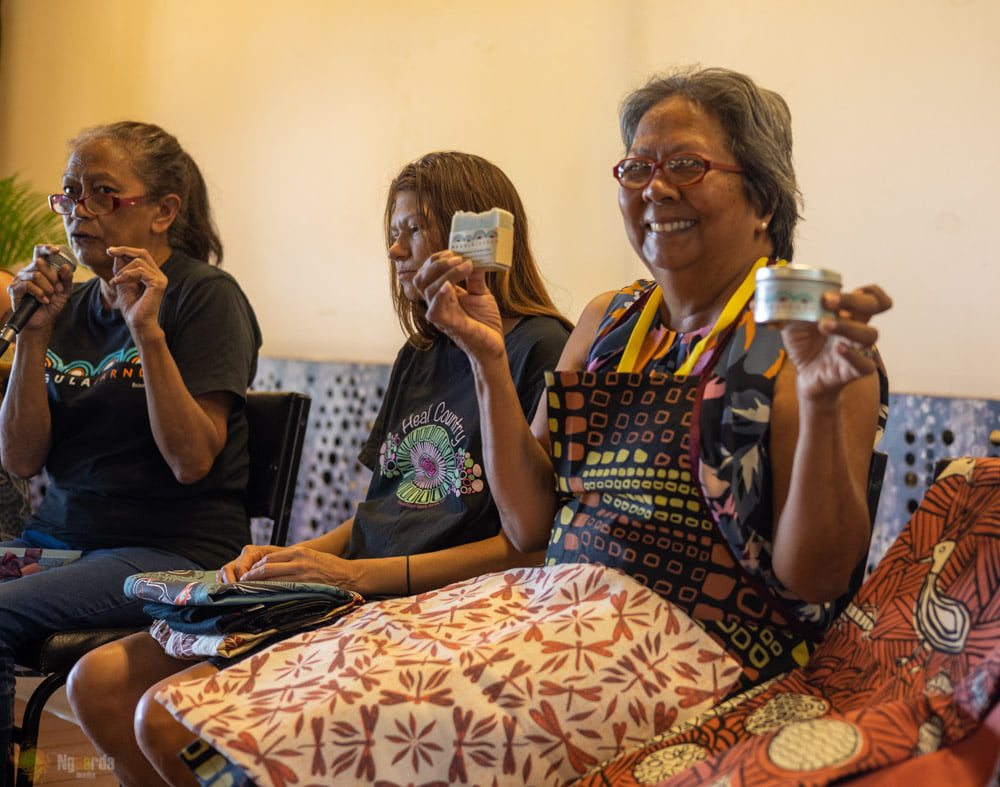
[28,251,262,568]
[345,315,569,561]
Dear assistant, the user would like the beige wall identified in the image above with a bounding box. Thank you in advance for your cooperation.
[2,0,997,398]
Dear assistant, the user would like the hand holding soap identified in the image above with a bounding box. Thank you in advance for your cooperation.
[448,208,514,271]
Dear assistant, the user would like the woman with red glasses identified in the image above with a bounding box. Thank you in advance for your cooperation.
[62,150,571,787]
[129,69,895,787]
[406,67,891,772]
[0,121,261,780]
[421,71,891,681]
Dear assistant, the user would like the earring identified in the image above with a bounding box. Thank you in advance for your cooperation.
[760,221,768,230]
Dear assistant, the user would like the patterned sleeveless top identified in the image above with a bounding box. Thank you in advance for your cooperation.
[544,279,889,691]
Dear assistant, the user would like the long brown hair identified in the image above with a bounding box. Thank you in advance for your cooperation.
[384,151,571,347]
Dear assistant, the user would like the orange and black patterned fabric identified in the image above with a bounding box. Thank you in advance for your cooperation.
[542,279,889,693]
[582,280,889,634]
[574,457,1000,786]
[545,369,814,693]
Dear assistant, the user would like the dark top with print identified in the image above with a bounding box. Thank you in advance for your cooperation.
[27,251,262,568]
[345,315,570,560]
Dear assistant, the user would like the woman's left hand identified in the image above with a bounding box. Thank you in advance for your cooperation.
[237,545,366,590]
[780,285,892,400]
[107,246,167,335]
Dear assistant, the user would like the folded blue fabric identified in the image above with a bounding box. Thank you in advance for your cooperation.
[127,569,366,662]
[124,568,359,607]
[143,597,355,635]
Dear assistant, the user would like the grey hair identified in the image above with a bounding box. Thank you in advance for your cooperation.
[619,67,802,261]
[69,122,223,265]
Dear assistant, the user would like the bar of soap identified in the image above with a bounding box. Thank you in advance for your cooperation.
[448,208,514,271]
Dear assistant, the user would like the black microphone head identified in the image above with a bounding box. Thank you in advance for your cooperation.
[34,244,78,273]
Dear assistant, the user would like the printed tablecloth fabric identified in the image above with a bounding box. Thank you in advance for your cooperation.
[158,563,742,786]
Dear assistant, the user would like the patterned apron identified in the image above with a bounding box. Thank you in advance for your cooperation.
[544,368,816,693]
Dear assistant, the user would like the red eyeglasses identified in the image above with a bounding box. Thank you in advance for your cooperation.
[613,152,744,189]
[49,193,150,216]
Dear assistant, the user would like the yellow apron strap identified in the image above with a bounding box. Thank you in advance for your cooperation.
[618,287,663,375]
[619,257,786,377]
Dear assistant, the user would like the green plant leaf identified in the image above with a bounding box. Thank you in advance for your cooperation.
[0,174,66,271]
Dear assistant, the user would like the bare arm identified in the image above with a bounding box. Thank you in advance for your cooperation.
[769,286,890,602]
[218,518,358,582]
[413,251,615,552]
[475,292,614,552]
[0,330,54,476]
[136,325,232,483]
[109,246,235,483]
[0,255,75,476]
[234,526,544,596]
[299,517,355,555]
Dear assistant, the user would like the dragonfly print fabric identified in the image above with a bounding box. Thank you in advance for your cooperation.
[573,456,1000,786]
[157,563,742,786]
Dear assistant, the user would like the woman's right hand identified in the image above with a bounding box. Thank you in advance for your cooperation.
[217,543,282,583]
[415,250,506,360]
[6,247,76,332]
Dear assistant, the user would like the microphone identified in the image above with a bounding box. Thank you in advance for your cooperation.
[0,245,78,356]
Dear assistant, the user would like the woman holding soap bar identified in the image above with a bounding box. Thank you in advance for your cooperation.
[68,150,572,786]
[136,70,896,786]
[417,67,892,688]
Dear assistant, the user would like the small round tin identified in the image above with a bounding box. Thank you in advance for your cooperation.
[754,265,842,326]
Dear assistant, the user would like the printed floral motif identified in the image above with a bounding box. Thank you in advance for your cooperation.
[159,564,742,786]
[574,457,1000,786]
[380,424,463,507]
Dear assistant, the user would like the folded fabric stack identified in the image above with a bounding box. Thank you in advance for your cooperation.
[124,569,364,660]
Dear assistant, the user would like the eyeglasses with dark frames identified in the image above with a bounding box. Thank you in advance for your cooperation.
[48,192,150,216]
[612,152,744,190]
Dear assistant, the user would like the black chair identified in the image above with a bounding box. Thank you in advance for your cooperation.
[7,390,310,787]
[243,391,311,549]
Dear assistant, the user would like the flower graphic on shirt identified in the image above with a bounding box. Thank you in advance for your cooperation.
[410,439,447,490]
[385,424,462,508]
